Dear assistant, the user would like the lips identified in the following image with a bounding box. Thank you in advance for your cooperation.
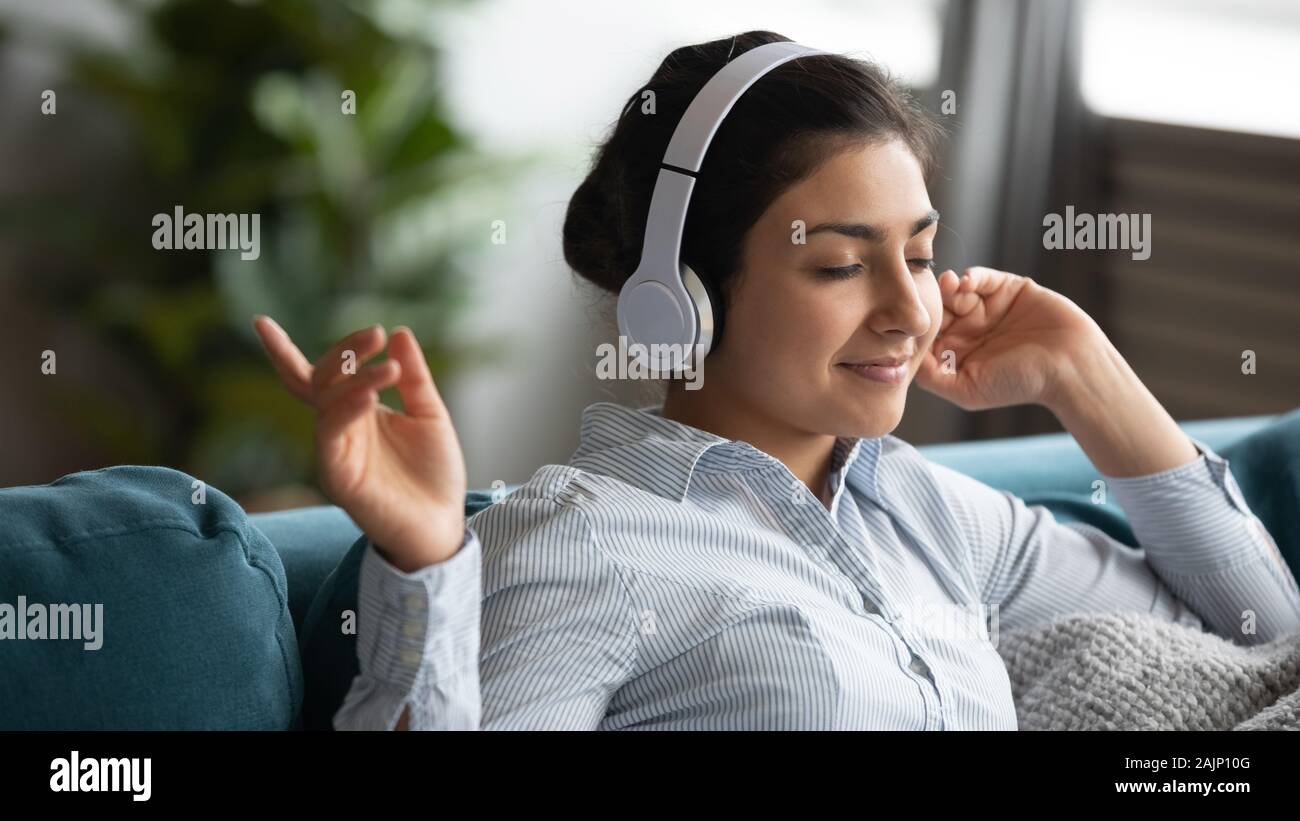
[837,354,911,386]
[839,355,909,368]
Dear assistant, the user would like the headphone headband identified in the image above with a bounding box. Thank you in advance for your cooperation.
[664,41,827,172]
[616,40,828,374]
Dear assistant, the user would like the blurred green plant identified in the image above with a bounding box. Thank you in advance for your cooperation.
[1,0,537,500]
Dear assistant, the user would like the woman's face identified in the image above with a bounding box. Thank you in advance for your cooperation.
[708,138,942,440]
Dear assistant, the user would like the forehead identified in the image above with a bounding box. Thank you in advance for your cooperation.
[768,138,931,222]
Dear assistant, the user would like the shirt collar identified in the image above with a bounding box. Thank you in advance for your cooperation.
[568,401,881,504]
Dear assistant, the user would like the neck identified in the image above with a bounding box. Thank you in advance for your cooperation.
[660,381,837,509]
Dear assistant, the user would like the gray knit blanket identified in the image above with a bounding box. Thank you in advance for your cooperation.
[994,611,1300,730]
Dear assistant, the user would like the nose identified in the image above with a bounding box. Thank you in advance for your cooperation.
[866,256,932,339]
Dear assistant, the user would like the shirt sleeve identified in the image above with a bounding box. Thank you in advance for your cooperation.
[935,438,1300,646]
[333,495,639,730]
[333,528,483,731]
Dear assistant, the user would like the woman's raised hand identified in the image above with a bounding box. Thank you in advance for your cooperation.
[915,266,1107,412]
[252,316,468,572]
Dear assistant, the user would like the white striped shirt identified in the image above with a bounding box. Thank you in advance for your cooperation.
[334,401,1300,730]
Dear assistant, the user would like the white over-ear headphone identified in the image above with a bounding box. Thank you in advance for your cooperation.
[615,40,828,375]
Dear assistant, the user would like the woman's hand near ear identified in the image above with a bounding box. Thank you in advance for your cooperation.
[915,266,1103,412]
[915,267,1197,477]
[252,315,468,572]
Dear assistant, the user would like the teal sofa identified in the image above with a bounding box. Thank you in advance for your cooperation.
[2,412,1297,729]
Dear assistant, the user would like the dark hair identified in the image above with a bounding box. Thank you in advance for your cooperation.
[562,30,946,352]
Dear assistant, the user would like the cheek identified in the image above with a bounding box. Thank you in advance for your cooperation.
[783,292,860,373]
[721,290,842,393]
[735,283,838,351]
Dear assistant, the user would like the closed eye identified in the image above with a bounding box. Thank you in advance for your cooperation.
[816,259,936,280]
[816,264,863,279]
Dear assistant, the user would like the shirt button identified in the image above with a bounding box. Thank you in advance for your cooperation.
[404,593,426,611]
[862,596,881,615]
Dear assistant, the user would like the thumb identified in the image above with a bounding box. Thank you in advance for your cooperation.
[916,344,958,394]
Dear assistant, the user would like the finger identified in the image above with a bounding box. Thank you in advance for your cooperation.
[317,359,402,411]
[949,285,986,318]
[388,326,448,419]
[937,268,960,297]
[929,335,958,374]
[948,267,1005,318]
[316,388,378,463]
[961,266,1029,319]
[959,266,1010,295]
[312,324,389,397]
[915,346,953,392]
[253,315,315,404]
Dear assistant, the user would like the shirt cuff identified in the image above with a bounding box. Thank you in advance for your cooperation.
[354,528,483,696]
[1102,437,1270,574]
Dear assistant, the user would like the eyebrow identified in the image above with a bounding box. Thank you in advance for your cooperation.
[806,210,940,242]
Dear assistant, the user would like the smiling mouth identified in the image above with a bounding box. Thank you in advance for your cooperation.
[837,357,910,385]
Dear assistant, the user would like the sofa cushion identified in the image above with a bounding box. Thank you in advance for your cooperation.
[0,466,302,729]
[919,414,1275,501]
[1216,408,1300,576]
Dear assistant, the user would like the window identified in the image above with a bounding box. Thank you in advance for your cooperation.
[1081,0,1300,139]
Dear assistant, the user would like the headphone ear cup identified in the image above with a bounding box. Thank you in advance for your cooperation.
[680,263,722,361]
[696,275,728,353]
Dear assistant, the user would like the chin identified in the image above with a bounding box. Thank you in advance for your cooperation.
[867,396,909,437]
[838,402,904,440]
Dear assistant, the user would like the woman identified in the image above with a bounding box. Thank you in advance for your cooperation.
[253,31,1300,730]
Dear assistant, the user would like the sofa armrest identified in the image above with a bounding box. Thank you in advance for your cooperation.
[916,414,1277,499]
[249,505,361,633]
